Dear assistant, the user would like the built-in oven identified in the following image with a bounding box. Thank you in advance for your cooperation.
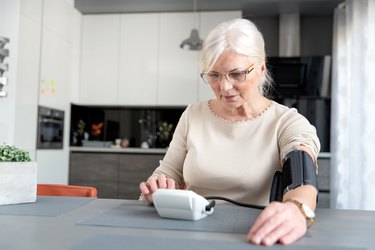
[37,106,64,149]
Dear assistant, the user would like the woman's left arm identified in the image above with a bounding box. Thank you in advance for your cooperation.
[247,146,318,246]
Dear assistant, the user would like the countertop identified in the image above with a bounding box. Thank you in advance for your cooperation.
[70,146,330,158]
[70,146,167,154]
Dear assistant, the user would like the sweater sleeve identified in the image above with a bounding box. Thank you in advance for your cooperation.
[152,105,191,186]
[277,108,321,164]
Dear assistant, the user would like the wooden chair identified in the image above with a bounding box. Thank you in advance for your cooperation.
[37,184,97,197]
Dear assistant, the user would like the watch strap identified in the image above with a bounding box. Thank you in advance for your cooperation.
[283,199,315,228]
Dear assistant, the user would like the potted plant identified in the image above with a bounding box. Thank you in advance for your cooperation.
[0,145,37,205]
[156,121,174,148]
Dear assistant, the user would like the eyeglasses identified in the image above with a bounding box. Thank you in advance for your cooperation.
[200,65,254,85]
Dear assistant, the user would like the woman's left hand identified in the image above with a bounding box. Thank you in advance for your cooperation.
[247,201,307,246]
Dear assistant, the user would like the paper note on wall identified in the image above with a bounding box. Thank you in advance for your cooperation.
[40,78,59,95]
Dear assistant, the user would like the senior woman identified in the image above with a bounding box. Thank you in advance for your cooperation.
[139,18,320,246]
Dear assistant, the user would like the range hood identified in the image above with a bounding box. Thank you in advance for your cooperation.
[279,13,300,57]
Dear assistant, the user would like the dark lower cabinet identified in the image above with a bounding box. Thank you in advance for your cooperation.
[317,158,330,208]
[69,152,164,199]
[70,152,331,207]
[118,154,163,199]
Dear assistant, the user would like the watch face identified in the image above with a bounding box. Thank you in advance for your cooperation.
[302,203,315,218]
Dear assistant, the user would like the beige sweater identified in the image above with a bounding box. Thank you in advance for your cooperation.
[153,101,320,206]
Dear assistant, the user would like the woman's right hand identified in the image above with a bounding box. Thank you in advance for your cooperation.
[139,174,176,205]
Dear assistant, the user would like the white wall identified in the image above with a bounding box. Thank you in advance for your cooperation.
[1,0,81,184]
[0,0,20,146]
[13,0,43,160]
[36,0,81,184]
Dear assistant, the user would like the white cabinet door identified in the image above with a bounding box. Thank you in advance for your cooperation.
[43,0,73,43]
[80,15,120,105]
[198,11,242,102]
[157,13,200,106]
[118,14,159,105]
[39,0,76,110]
[39,29,72,110]
[79,11,241,106]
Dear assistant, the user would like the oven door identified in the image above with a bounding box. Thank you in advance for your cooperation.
[37,106,64,149]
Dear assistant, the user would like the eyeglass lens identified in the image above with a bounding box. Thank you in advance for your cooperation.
[202,67,253,84]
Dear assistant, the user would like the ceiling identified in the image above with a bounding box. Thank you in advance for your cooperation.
[74,0,343,17]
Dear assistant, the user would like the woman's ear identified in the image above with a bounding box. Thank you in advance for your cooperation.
[260,62,266,73]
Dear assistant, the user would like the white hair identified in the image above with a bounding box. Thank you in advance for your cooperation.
[201,18,273,96]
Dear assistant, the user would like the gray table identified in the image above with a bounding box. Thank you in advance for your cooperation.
[0,196,374,250]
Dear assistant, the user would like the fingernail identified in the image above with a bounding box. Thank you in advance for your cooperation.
[252,236,260,245]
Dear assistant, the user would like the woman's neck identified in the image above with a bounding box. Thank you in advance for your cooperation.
[214,96,272,122]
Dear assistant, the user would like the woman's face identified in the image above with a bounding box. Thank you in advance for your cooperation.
[208,50,263,109]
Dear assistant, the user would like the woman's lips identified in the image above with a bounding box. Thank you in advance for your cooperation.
[223,95,238,101]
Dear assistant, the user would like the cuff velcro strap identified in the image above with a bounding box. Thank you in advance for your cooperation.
[282,150,318,194]
[269,150,318,202]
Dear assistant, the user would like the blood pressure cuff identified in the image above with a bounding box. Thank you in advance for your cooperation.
[269,150,318,202]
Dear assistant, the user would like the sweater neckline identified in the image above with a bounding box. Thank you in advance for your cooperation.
[207,100,274,124]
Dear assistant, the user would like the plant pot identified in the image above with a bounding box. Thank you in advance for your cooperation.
[0,162,37,205]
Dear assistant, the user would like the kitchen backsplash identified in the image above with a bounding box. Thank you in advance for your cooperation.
[70,104,185,148]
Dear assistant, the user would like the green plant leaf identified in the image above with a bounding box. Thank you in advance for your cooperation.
[0,145,31,162]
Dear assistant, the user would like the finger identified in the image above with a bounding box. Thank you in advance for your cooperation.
[260,221,294,246]
[279,227,305,245]
[139,182,150,195]
[248,202,280,236]
[157,174,167,189]
[166,178,176,189]
[248,213,284,245]
[143,193,154,205]
[146,176,159,192]
[248,202,288,245]
[139,182,154,205]
[249,202,307,246]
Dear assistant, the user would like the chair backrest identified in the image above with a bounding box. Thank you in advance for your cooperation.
[37,184,97,197]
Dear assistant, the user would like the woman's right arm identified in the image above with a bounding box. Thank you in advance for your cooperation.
[139,105,191,205]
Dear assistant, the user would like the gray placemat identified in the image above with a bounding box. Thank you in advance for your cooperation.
[70,234,365,250]
[0,196,95,217]
[79,203,260,234]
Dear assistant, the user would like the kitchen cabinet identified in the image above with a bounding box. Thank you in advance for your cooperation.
[157,12,200,106]
[80,15,120,105]
[317,156,330,208]
[79,11,241,106]
[158,11,242,105]
[118,14,159,105]
[39,29,72,110]
[36,0,80,184]
[69,151,164,199]
[39,0,74,110]
[69,152,119,198]
[70,150,330,205]
[118,153,163,199]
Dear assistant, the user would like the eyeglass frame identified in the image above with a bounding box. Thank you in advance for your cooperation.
[200,65,255,85]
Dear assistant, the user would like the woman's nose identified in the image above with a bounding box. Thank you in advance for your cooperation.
[219,77,234,91]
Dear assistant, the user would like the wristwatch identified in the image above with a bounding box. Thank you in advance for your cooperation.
[284,199,315,228]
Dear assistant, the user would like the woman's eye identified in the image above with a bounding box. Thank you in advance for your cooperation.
[209,73,220,79]
[229,72,244,80]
